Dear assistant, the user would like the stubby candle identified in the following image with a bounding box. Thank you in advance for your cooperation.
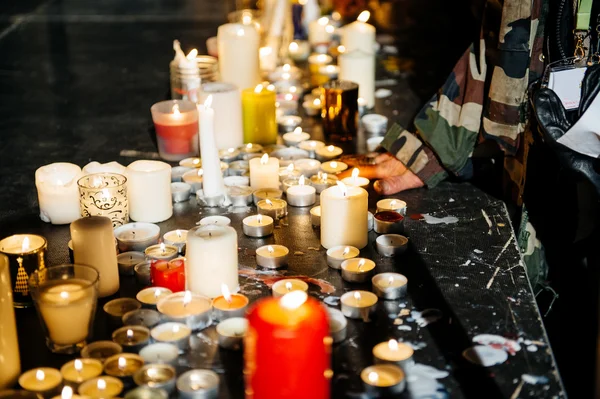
[315,145,343,162]
[242,214,274,238]
[298,140,325,159]
[60,359,103,386]
[111,326,150,353]
[326,245,360,269]
[294,158,322,177]
[271,279,308,298]
[321,160,348,174]
[139,343,179,365]
[103,298,142,324]
[103,353,145,379]
[340,290,378,322]
[255,245,289,269]
[216,317,248,350]
[145,244,178,261]
[198,216,231,226]
[361,364,405,396]
[257,199,288,220]
[242,84,277,145]
[182,169,203,192]
[212,284,249,321]
[310,172,338,193]
[376,199,407,215]
[162,230,188,253]
[250,154,279,190]
[320,182,368,249]
[117,252,146,276]
[0,255,20,389]
[133,364,176,394]
[341,258,376,283]
[372,273,408,300]
[81,341,123,363]
[176,370,219,399]
[127,161,172,223]
[339,50,375,108]
[286,176,316,207]
[35,163,82,225]
[78,377,123,399]
[156,291,212,331]
[114,222,160,252]
[373,212,404,235]
[18,368,63,396]
[282,127,310,147]
[136,287,173,309]
[341,168,370,188]
[151,258,186,292]
[253,188,283,205]
[373,339,414,369]
[308,17,333,48]
[122,309,161,329]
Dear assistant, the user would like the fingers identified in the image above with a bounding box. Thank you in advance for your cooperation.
[374,152,395,164]
[373,171,425,195]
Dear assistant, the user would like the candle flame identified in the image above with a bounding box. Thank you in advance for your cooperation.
[388,339,399,351]
[330,161,338,168]
[97,379,106,390]
[221,283,232,303]
[186,49,198,60]
[246,143,253,149]
[287,163,295,171]
[332,11,341,21]
[242,13,252,25]
[390,200,397,207]
[358,97,367,106]
[56,179,64,186]
[282,72,291,81]
[338,45,346,53]
[326,65,336,73]
[310,141,317,148]
[325,24,335,34]
[147,368,158,378]
[322,173,328,182]
[236,28,245,37]
[61,386,73,399]
[228,147,235,153]
[289,42,299,52]
[266,199,273,206]
[353,291,361,301]
[193,158,200,165]
[118,357,127,369]
[337,181,348,196]
[160,242,166,253]
[173,324,180,333]
[21,237,30,252]
[342,246,350,256]
[317,54,329,63]
[126,329,134,339]
[259,46,272,57]
[266,84,275,92]
[352,168,359,179]
[183,291,192,306]
[358,259,366,271]
[388,276,394,286]
[60,291,69,299]
[154,288,161,298]
[74,359,83,372]
[257,214,263,224]
[197,169,203,177]
[367,371,379,384]
[357,10,370,23]
[172,103,180,115]
[176,229,182,238]
[318,17,329,26]
[290,86,297,93]
[299,175,305,186]
[260,153,269,165]
[293,127,303,135]
[254,84,263,94]
[284,93,293,101]
[268,245,274,254]
[280,290,308,310]
[282,64,291,72]
[36,370,45,381]
[313,98,321,107]
[203,95,213,109]
[285,281,293,291]
[327,145,335,152]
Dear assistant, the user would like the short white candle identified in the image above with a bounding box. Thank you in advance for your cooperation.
[341,168,370,188]
[340,290,378,321]
[35,163,82,225]
[216,317,248,350]
[321,182,368,249]
[376,199,407,215]
[315,145,343,162]
[321,160,348,174]
[298,140,325,158]
[286,176,316,207]
[157,291,212,331]
[242,214,274,238]
[250,154,280,190]
[302,97,322,116]
[373,339,414,367]
[60,359,103,384]
[279,164,302,182]
[127,160,173,223]
[294,158,322,177]
[136,287,173,307]
[318,64,340,79]
[150,322,191,352]
[78,376,123,399]
[271,279,308,297]
[326,245,359,269]
[341,258,376,283]
[182,169,203,192]
[255,245,289,269]
[199,215,231,226]
[287,40,310,62]
[309,172,338,193]
[163,229,188,253]
[257,198,288,220]
[113,222,160,252]
[145,243,179,261]
[171,182,192,203]
[282,127,311,147]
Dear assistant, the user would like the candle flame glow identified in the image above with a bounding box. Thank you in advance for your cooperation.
[147,368,158,378]
[242,13,252,25]
[317,54,329,63]
[287,163,295,171]
[118,357,127,369]
[160,242,166,253]
[254,84,263,94]
[367,371,379,383]
[126,329,134,339]
[236,28,245,37]
[337,181,348,196]
[246,143,253,149]
[358,259,366,271]
[183,291,192,306]
[228,147,235,153]
[343,246,350,256]
[257,214,263,224]
[310,142,316,148]
[390,200,397,207]
[173,324,180,333]
[221,283,232,303]
[338,45,346,54]
[74,359,83,372]
[285,93,293,101]
[203,95,213,109]
[260,153,269,165]
[299,175,305,186]
[267,84,275,92]
[60,291,69,299]
[154,288,161,298]
[354,291,361,301]
[327,145,335,152]
[97,379,106,390]
[318,17,329,26]
[21,237,30,252]
[61,386,73,399]
[282,73,291,81]
[358,97,367,107]
[193,158,200,165]
[186,49,198,60]
[266,199,273,206]
[388,339,399,351]
[332,11,341,21]
[357,10,370,23]
[330,161,338,169]
[293,127,303,135]
[36,370,45,381]
[352,168,359,179]
[268,245,274,253]
[290,86,297,93]
[325,25,335,34]
[388,276,394,286]
[197,169,203,177]
[322,173,328,182]
[289,42,299,52]
[284,282,293,292]
[280,290,308,310]
[283,64,291,72]
[172,103,180,115]
[313,98,321,107]
[176,229,182,238]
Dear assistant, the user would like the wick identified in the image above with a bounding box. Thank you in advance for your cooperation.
[209,232,212,237]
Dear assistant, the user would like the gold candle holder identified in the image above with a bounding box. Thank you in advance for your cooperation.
[77,173,129,228]
[0,234,47,308]
[321,80,359,142]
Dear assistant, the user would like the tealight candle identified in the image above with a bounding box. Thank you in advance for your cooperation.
[362,114,388,135]
[257,199,288,220]
[111,326,151,353]
[134,261,152,286]
[250,154,279,190]
[287,40,310,62]
[171,166,193,183]
[309,172,338,193]
[326,245,359,269]
[114,223,161,252]
[227,160,249,176]
[133,364,176,394]
[176,370,219,399]
[298,140,325,159]
[271,279,308,297]
[240,143,264,154]
[361,364,406,396]
[51,386,86,399]
[372,273,408,300]
[156,291,212,331]
[375,234,409,257]
[136,287,173,309]
[122,309,162,329]
[277,115,302,133]
[179,158,201,169]
[373,339,414,369]
[256,245,289,269]
[181,169,203,192]
[376,199,407,215]
[219,148,241,163]
[150,323,191,352]
[327,307,348,343]
[145,244,178,261]
[223,175,250,187]
[162,230,188,253]
[286,176,316,207]
[18,368,62,396]
[321,160,348,174]
[242,214,274,238]
[340,291,378,322]
[60,359,103,387]
[170,182,191,203]
[81,341,123,362]
[117,252,146,276]
[341,258,376,283]
[226,185,254,206]
[212,284,249,321]
[103,298,142,324]
[282,176,302,193]
[374,211,404,234]
[294,158,322,177]
[279,164,302,182]
[341,168,370,188]
[315,145,343,162]
[302,97,322,116]
[282,127,310,147]
[104,353,145,380]
[150,258,185,292]
[216,317,248,350]
[78,377,123,399]
[124,386,168,399]
[139,343,179,366]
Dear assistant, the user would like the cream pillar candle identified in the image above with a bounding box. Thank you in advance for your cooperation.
[127,160,172,223]
[249,154,280,190]
[218,23,260,90]
[35,163,82,225]
[340,11,376,54]
[0,255,20,389]
[320,182,368,249]
[339,50,375,108]
[185,225,239,298]
[70,216,120,297]
[198,96,228,204]
[198,83,243,150]
[308,17,333,47]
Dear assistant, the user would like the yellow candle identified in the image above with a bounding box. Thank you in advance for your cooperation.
[0,255,20,389]
[242,84,277,145]
[19,368,63,394]
[78,377,123,399]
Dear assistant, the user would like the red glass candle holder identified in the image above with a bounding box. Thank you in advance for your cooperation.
[150,100,199,162]
[150,258,185,292]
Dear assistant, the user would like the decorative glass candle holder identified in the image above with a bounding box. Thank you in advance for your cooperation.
[28,264,99,354]
[321,80,359,142]
[150,100,199,162]
[78,173,129,228]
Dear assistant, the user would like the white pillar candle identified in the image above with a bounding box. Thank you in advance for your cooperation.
[339,50,375,108]
[218,23,260,90]
[320,182,368,249]
[341,11,376,54]
[198,96,228,203]
[185,225,239,298]
[0,255,20,389]
[250,154,280,190]
[308,17,333,47]
[286,176,316,207]
[82,161,127,176]
[35,163,82,225]
[341,168,370,188]
[127,161,173,223]
[198,83,244,150]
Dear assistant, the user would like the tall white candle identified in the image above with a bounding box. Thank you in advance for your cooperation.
[320,182,368,249]
[198,83,243,150]
[185,225,239,298]
[198,96,228,203]
[0,255,20,389]
[127,161,172,223]
[35,163,82,225]
[341,11,375,54]
[339,50,375,108]
[308,17,333,47]
[218,23,260,90]
[250,154,280,190]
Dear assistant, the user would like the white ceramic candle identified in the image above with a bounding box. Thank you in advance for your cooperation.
[198,96,228,204]
[282,127,311,147]
[35,163,82,225]
[198,83,243,150]
[339,50,375,108]
[321,161,348,174]
[127,161,172,223]
[218,23,260,90]
[286,176,316,207]
[250,154,280,190]
[271,278,308,297]
[0,255,20,389]
[320,182,368,249]
[185,225,239,298]
[163,229,188,253]
[376,199,407,215]
[315,145,343,162]
[341,168,370,188]
[341,11,376,54]
[117,251,146,275]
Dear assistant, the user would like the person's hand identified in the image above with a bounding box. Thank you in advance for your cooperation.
[337,152,424,195]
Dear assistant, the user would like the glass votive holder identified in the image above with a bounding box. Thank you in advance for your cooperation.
[28,264,99,354]
[77,173,129,228]
[150,100,199,162]
[321,80,359,142]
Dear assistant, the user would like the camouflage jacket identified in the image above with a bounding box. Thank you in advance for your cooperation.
[381,0,548,203]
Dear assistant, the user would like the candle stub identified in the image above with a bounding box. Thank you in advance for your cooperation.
[372,273,408,300]
[156,291,212,331]
[242,214,274,238]
[326,245,359,269]
[212,285,249,321]
[133,364,176,394]
[341,258,376,283]
[256,245,289,269]
[340,291,378,322]
[60,358,103,385]
[111,325,151,353]
[139,343,179,366]
[103,353,145,378]
[18,368,63,395]
[376,199,407,215]
[216,317,248,350]
[114,223,161,252]
[176,369,219,399]
[360,364,406,396]
[271,278,308,298]
[257,198,288,220]
[373,339,415,369]
[310,206,321,226]
[150,322,191,353]
[375,234,408,257]
[103,298,142,323]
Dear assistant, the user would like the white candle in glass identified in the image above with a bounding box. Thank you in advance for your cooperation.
[185,225,239,298]
[320,182,368,249]
[35,163,82,225]
[127,160,172,223]
[341,11,376,54]
[198,96,228,203]
[339,50,375,108]
[218,23,260,90]
[0,255,20,389]
[198,83,243,150]
[249,154,280,190]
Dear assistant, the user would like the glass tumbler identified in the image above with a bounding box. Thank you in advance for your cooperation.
[78,173,129,228]
[321,80,359,142]
[29,264,99,354]
[150,100,199,162]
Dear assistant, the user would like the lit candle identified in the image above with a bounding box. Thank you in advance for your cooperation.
[372,273,408,300]
[218,147,241,163]
[182,169,203,192]
[198,83,244,150]
[341,168,370,188]
[18,368,63,396]
[268,64,302,82]
[245,292,331,398]
[60,359,103,386]
[361,364,406,396]
[150,258,186,292]
[286,175,316,207]
[339,50,375,108]
[255,245,289,269]
[185,225,239,298]
[240,143,263,154]
[326,245,359,269]
[78,377,123,399]
[150,100,199,161]
[216,317,248,350]
[279,164,301,181]
[171,166,193,183]
[308,17,333,48]
[0,255,20,389]
[242,214,274,238]
[111,326,150,353]
[179,157,201,168]
[217,23,260,90]
[35,163,82,224]
[277,115,303,133]
[162,229,188,253]
[320,182,368,249]
[132,364,177,394]
[176,370,219,399]
[212,284,250,321]
[302,97,322,116]
[80,341,123,363]
[341,258,376,283]
[127,160,173,223]
[116,251,146,276]
[150,322,191,352]
[340,290,378,321]
[198,95,228,205]
[373,339,414,369]
[156,291,212,331]
[257,198,288,220]
[287,40,310,62]
[113,222,160,252]
[145,243,179,261]
[310,206,321,226]
[51,385,87,399]
[250,154,280,190]
[309,172,338,193]
[103,297,142,324]
[271,278,308,297]
[139,343,179,365]
[315,145,343,162]
[341,10,376,54]
[373,211,404,234]
[376,199,407,215]
[375,234,409,257]
[294,158,322,177]
[136,287,173,309]
[282,127,311,147]
[298,139,325,159]
[242,84,277,145]
[362,113,389,135]
[327,307,348,343]
[307,53,333,87]
[318,64,340,80]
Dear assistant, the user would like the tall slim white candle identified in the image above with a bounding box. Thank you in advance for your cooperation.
[198,96,228,204]
[320,182,368,249]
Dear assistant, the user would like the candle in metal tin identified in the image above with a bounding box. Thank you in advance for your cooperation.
[256,245,289,269]
[117,251,146,276]
[327,307,347,343]
[124,387,168,399]
[111,326,151,353]
[362,113,388,136]
[219,148,240,163]
[81,341,123,363]
[198,216,231,227]
[179,158,201,169]
[375,234,408,257]
[60,358,103,387]
[226,185,253,206]
[310,206,321,226]
[361,364,406,396]
[50,386,86,399]
[252,188,283,205]
[242,152,265,161]
[223,175,249,187]
[122,309,162,329]
[226,160,249,176]
[282,127,310,147]
[156,291,212,331]
[376,199,407,215]
[133,364,176,394]
[114,223,160,252]
[136,287,173,309]
[374,211,404,234]
[181,169,203,192]
[309,172,338,193]
[104,298,142,324]
[326,245,359,269]
[242,214,274,238]
[271,279,307,298]
[281,176,301,193]
[286,176,316,207]
[341,168,370,188]
[315,145,343,162]
[278,164,302,182]
[256,199,288,220]
[288,40,310,62]
[171,166,193,183]
[294,158,322,177]
[212,284,249,321]
[321,80,359,142]
[240,143,263,155]
[139,343,179,366]
[372,273,408,300]
[78,377,123,399]
[162,230,187,253]
[150,323,191,353]
[103,353,145,380]
[134,261,152,286]
[145,244,178,261]
[216,317,247,350]
[340,291,378,322]
[373,339,415,369]
[18,368,62,397]
[170,183,191,203]
[341,258,376,283]
[195,189,226,208]
[321,160,348,175]
[0,390,43,399]
[277,115,302,133]
[176,369,219,399]
[298,140,325,159]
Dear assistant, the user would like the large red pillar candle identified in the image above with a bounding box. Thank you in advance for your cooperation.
[244,291,331,399]
[150,100,199,162]
[150,258,185,292]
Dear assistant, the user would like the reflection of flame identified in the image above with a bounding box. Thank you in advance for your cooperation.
[285,282,292,291]
[287,164,294,172]
[357,10,370,23]
[173,324,180,333]
[327,145,335,152]
[176,230,182,238]
[338,45,346,54]
[313,98,321,107]
[246,143,252,149]
[390,200,397,207]
[21,237,30,252]
[36,370,45,381]
[368,371,378,384]
[60,291,69,299]
[280,291,307,310]
[322,173,328,182]
[284,93,293,101]
[268,245,274,254]
[260,154,269,165]
[221,284,232,303]
[147,368,158,378]
[330,161,338,168]
[228,148,235,153]
[388,339,399,351]
[193,158,200,165]
[183,291,192,306]
[97,379,106,390]
[160,243,166,253]
[154,289,161,298]
[118,357,127,369]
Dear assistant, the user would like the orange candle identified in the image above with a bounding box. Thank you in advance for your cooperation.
[212,284,249,321]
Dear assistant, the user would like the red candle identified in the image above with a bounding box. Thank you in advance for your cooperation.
[151,258,185,292]
[154,122,198,153]
[244,291,331,399]
[150,100,199,161]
